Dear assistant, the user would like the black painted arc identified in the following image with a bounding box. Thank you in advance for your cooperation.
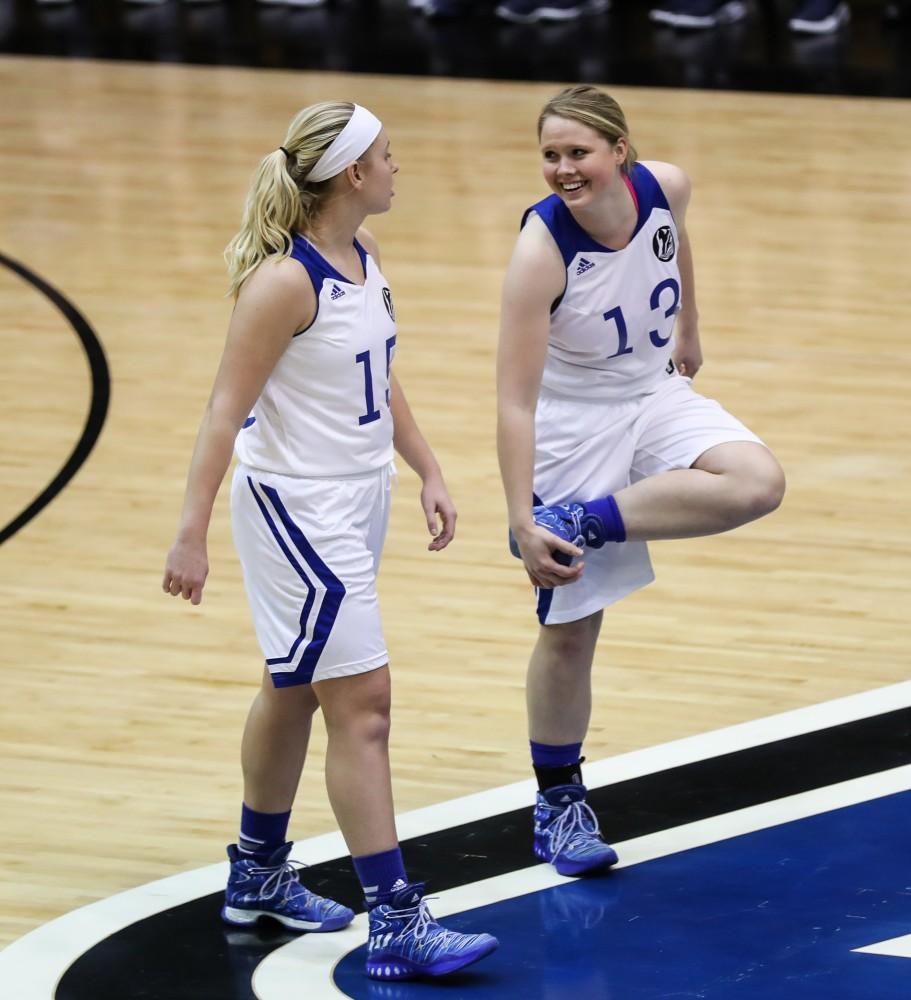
[0,251,110,545]
[56,707,911,1000]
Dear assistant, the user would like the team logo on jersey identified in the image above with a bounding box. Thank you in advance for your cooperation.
[382,287,395,321]
[653,226,676,262]
[576,257,596,276]
[330,284,345,300]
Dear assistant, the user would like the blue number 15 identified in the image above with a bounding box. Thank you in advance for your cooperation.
[356,335,397,426]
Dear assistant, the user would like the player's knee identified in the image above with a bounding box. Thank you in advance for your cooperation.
[324,700,391,747]
[358,705,391,747]
[541,615,600,665]
[742,459,786,521]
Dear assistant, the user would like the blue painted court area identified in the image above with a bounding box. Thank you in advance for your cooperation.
[335,790,911,998]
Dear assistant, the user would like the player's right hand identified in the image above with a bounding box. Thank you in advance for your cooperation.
[163,538,209,606]
[513,525,583,590]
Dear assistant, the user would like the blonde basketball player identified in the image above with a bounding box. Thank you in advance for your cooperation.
[497,85,785,876]
[163,102,496,981]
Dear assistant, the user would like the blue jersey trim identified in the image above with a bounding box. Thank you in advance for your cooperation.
[290,234,368,288]
[289,234,370,338]
[521,162,670,267]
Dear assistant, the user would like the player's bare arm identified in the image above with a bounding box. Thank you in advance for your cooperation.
[162,260,315,604]
[498,217,584,589]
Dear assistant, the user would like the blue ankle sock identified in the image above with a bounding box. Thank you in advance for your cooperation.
[353,847,408,907]
[530,740,582,768]
[531,741,584,792]
[238,804,291,860]
[581,495,626,543]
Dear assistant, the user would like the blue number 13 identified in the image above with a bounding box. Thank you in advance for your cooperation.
[602,278,680,358]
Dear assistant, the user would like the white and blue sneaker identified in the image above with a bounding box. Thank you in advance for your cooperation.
[534,502,606,548]
[222,842,354,932]
[788,0,850,33]
[533,785,618,876]
[494,0,608,23]
[508,501,606,562]
[649,0,747,28]
[367,882,498,980]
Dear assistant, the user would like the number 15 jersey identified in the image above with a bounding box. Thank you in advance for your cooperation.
[523,162,680,402]
[234,235,397,478]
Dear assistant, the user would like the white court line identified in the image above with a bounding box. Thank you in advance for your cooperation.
[2,680,911,999]
[255,764,911,999]
[854,934,911,959]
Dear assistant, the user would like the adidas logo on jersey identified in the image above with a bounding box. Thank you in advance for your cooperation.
[576,257,595,276]
[330,284,345,300]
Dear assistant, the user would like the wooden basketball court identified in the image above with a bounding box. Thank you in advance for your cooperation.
[1,54,909,950]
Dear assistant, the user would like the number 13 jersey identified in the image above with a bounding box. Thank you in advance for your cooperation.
[523,162,681,402]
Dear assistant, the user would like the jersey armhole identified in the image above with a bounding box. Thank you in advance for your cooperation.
[287,260,320,338]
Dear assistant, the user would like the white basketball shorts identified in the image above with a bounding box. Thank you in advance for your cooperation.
[531,372,763,625]
[231,461,394,686]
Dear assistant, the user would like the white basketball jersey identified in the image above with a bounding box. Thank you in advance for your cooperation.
[524,163,681,401]
[234,236,396,477]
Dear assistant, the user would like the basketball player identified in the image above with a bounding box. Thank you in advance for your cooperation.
[163,102,496,980]
[497,85,785,876]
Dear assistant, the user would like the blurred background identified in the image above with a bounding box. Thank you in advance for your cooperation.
[2,0,910,97]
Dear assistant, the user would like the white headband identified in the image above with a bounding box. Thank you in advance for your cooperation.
[307,105,383,183]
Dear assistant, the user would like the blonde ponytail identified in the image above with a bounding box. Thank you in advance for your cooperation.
[225,101,355,297]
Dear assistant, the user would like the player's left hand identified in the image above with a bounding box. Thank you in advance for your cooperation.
[673,325,703,378]
[420,473,457,551]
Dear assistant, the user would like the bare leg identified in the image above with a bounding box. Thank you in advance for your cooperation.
[527,612,602,746]
[313,665,398,859]
[241,666,319,814]
[616,442,786,540]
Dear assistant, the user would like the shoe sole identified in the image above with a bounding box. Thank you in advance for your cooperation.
[649,10,715,26]
[495,1,606,22]
[789,4,850,33]
[221,905,353,932]
[534,842,619,876]
[649,1,746,28]
[366,938,498,980]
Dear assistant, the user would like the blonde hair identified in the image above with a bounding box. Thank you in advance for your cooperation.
[225,101,355,297]
[537,85,638,174]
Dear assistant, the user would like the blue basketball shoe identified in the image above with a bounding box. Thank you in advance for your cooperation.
[508,502,606,560]
[222,842,354,932]
[533,785,618,876]
[367,881,498,979]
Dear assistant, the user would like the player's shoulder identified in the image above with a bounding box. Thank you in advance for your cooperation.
[514,211,565,269]
[639,160,691,214]
[237,253,316,319]
[243,252,304,288]
[505,212,565,305]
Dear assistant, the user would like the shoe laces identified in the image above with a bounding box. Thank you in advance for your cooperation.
[537,504,584,545]
[565,506,585,544]
[385,897,457,946]
[546,799,603,858]
[255,858,308,904]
